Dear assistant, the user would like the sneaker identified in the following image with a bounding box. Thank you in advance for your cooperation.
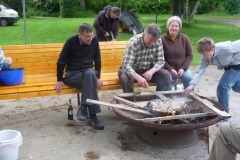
[88,116,104,130]
[76,105,87,121]
[217,118,229,127]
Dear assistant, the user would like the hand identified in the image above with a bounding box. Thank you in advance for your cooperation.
[5,57,12,64]
[136,76,149,89]
[54,81,65,92]
[170,69,178,77]
[104,32,109,37]
[0,55,3,60]
[177,69,184,77]
[142,70,153,81]
[182,85,194,95]
[97,79,103,89]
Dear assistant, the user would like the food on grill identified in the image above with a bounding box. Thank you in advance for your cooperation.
[146,99,187,114]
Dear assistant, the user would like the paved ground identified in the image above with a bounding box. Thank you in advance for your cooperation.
[1,66,240,160]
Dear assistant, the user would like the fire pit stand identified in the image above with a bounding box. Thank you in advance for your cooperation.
[112,91,226,148]
[137,127,198,148]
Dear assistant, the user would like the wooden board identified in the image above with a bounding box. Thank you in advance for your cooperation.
[136,112,217,122]
[86,99,152,115]
[189,92,231,118]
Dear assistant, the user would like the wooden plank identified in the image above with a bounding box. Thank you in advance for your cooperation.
[86,99,152,115]
[136,112,217,122]
[117,91,183,97]
[189,92,231,118]
[111,95,145,109]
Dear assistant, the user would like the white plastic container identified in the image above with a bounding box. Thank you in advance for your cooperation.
[0,130,23,160]
[176,84,184,91]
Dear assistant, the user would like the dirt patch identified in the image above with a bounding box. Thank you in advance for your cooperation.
[197,128,208,143]
[84,151,100,160]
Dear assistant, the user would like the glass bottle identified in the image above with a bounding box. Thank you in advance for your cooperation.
[68,99,73,120]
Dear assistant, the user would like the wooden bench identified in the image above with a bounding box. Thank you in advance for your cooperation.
[0,41,154,101]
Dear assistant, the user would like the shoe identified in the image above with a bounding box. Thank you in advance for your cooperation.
[217,118,229,127]
[76,105,87,121]
[88,115,104,130]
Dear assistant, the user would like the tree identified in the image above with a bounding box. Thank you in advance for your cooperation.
[80,0,85,9]
[171,0,181,17]
[171,0,201,21]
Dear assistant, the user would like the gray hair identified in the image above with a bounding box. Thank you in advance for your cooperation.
[166,16,182,29]
[78,23,93,34]
[144,23,161,39]
[197,37,215,53]
[111,7,121,18]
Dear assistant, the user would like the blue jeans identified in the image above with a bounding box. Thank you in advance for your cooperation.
[217,69,240,113]
[170,68,193,90]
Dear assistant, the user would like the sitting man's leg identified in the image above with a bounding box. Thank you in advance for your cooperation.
[118,69,134,93]
[64,68,104,130]
[150,69,171,91]
[209,122,240,160]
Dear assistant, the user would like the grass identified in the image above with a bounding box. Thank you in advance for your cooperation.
[1,14,240,65]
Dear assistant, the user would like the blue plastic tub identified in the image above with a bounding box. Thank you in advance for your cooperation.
[0,68,24,86]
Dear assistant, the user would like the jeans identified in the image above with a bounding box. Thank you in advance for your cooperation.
[217,69,240,112]
[170,68,193,90]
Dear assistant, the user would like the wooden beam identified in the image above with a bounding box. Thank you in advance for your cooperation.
[136,112,217,122]
[86,99,152,115]
[189,92,231,119]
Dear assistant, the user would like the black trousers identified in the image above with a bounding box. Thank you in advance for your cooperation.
[63,68,101,115]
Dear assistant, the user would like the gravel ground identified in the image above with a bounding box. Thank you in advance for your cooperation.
[0,66,239,160]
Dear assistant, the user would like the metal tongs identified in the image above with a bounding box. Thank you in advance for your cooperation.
[147,87,170,102]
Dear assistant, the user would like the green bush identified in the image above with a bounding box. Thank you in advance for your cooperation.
[224,0,240,15]
[59,0,81,18]
[118,0,170,14]
[85,0,111,13]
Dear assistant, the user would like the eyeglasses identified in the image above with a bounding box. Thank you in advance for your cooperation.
[82,33,95,40]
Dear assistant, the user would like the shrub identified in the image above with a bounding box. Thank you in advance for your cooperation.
[224,0,240,15]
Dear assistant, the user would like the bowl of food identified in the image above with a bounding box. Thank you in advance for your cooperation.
[0,68,24,86]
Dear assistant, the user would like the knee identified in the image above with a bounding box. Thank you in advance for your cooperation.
[120,73,131,84]
[85,68,96,76]
[158,69,171,81]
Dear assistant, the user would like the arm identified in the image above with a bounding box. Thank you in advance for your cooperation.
[122,42,149,88]
[228,39,240,54]
[112,20,119,39]
[189,56,210,87]
[182,56,210,95]
[94,39,103,89]
[153,39,165,71]
[93,11,107,36]
[122,43,137,77]
[181,36,193,71]
[55,41,70,92]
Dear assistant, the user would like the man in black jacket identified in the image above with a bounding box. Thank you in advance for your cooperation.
[54,23,104,130]
[94,6,121,41]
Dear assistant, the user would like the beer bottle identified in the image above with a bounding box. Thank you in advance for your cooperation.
[68,99,73,120]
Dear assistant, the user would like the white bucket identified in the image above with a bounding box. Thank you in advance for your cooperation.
[0,130,23,160]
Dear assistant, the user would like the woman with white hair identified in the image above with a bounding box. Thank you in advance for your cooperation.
[161,16,193,90]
